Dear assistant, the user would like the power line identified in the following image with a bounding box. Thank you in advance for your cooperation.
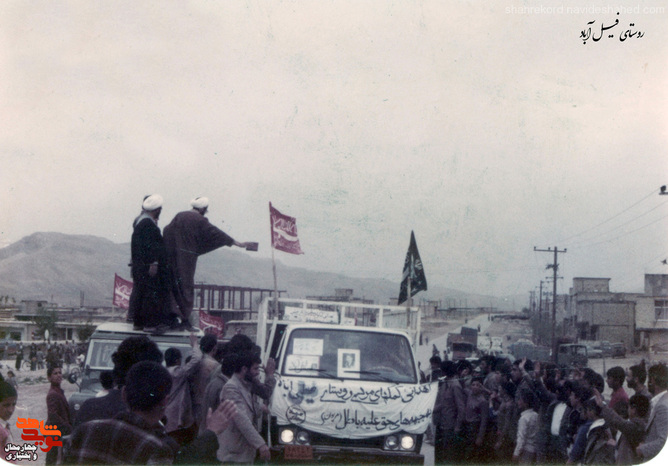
[558,188,661,243]
[569,211,668,249]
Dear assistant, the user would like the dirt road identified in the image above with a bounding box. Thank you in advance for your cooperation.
[1,361,79,466]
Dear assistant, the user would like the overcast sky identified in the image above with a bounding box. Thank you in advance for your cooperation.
[1,1,667,300]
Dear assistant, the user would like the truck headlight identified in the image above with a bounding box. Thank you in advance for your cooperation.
[279,428,310,445]
[384,433,416,451]
[384,435,399,450]
[279,428,295,444]
[295,430,310,445]
[400,434,415,450]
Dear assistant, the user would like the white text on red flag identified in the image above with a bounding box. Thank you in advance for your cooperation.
[113,274,133,309]
[270,203,304,255]
[199,311,224,337]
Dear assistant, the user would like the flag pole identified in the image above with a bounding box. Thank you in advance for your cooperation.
[406,276,412,329]
[271,245,279,319]
[269,202,279,319]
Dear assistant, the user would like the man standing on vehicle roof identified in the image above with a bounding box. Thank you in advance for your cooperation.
[128,194,174,334]
[164,197,253,330]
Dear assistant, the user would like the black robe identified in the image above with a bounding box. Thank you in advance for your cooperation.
[129,216,171,328]
[163,210,234,319]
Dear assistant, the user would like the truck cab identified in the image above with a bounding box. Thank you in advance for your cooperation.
[257,298,434,464]
[556,343,588,367]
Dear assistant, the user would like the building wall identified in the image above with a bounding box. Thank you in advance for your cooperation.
[645,274,668,297]
[571,278,611,294]
[575,299,635,348]
[635,294,668,351]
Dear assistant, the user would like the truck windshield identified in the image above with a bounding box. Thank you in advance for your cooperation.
[85,338,194,370]
[281,328,417,384]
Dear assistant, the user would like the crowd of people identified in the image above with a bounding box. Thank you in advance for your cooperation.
[129,194,254,334]
[425,353,668,465]
[11,341,85,373]
[34,332,274,464]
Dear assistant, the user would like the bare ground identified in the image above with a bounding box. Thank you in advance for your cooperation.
[1,360,79,466]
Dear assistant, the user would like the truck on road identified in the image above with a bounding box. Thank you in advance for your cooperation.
[257,297,434,464]
[446,326,478,360]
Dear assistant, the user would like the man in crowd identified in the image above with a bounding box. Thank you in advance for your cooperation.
[163,197,253,330]
[433,360,466,464]
[65,361,238,464]
[165,333,203,446]
[193,333,221,429]
[45,366,72,465]
[636,363,668,462]
[426,355,443,383]
[217,351,273,463]
[606,366,629,410]
[626,363,652,401]
[200,347,235,435]
[595,388,649,465]
[74,335,165,426]
[128,194,174,333]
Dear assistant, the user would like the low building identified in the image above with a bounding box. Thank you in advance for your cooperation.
[570,277,636,349]
[635,274,668,351]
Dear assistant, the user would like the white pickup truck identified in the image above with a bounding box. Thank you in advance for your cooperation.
[256,297,435,464]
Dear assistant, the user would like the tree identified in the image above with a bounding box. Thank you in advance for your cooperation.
[34,307,58,342]
[77,319,96,342]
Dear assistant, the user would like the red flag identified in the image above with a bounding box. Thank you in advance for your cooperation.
[270,203,304,255]
[200,311,224,337]
[112,274,133,309]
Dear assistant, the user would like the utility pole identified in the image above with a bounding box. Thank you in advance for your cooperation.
[529,290,536,315]
[538,281,543,320]
[545,276,564,341]
[534,246,567,363]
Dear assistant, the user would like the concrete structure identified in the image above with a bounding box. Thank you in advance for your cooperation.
[0,284,286,344]
[307,288,374,305]
[635,274,668,351]
[570,277,636,349]
[0,300,115,342]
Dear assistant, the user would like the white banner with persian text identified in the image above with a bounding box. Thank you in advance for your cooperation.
[271,377,437,438]
[284,306,339,324]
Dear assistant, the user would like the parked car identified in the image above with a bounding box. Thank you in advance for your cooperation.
[593,341,613,358]
[586,345,603,358]
[611,342,626,358]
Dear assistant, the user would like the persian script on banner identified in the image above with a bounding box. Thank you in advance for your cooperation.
[271,378,437,439]
[270,203,304,255]
[112,274,133,309]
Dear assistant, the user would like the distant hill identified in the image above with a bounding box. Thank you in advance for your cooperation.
[0,232,521,310]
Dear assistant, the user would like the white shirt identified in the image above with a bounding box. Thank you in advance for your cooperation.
[649,390,667,422]
[515,408,539,456]
[551,402,567,436]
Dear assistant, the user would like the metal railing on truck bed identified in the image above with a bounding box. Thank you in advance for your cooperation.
[256,296,421,356]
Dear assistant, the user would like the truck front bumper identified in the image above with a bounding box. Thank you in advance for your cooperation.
[271,444,424,464]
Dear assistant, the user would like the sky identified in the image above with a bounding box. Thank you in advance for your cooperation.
[1,0,667,301]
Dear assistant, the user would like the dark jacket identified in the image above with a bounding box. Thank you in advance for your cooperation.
[583,419,615,465]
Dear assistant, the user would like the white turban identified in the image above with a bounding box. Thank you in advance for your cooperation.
[142,194,163,211]
[190,197,209,209]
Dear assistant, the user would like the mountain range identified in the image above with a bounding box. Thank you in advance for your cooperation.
[0,232,522,310]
